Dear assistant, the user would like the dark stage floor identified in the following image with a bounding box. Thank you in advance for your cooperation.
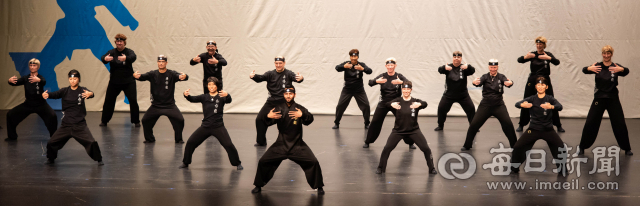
[1,111,639,206]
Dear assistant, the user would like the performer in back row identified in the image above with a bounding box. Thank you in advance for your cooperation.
[332,49,372,129]
[250,56,304,146]
[190,40,227,92]
[100,34,140,127]
[516,36,564,133]
[6,58,58,141]
[434,51,476,131]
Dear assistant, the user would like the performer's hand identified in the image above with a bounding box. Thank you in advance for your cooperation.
[473,77,481,85]
[354,65,364,71]
[609,63,624,73]
[391,102,401,110]
[295,72,303,82]
[267,108,282,119]
[28,75,41,83]
[118,54,127,62]
[391,77,403,85]
[344,62,353,69]
[219,90,228,97]
[250,70,256,79]
[184,88,190,96]
[410,102,422,109]
[208,57,218,65]
[8,76,17,84]
[540,102,554,110]
[42,90,49,99]
[461,64,468,70]
[104,53,113,61]
[588,62,601,73]
[504,79,513,87]
[538,52,552,60]
[133,71,141,79]
[520,101,533,108]
[179,72,187,80]
[193,55,201,63]
[445,64,452,71]
[524,52,535,60]
[82,89,93,99]
[288,108,303,119]
[376,77,387,84]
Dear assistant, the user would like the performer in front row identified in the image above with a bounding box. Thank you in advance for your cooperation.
[578,45,632,156]
[332,49,372,129]
[434,51,476,131]
[363,57,415,149]
[252,86,324,195]
[43,70,103,165]
[190,40,227,92]
[134,55,189,143]
[6,58,58,141]
[249,56,303,146]
[461,59,517,151]
[376,81,437,175]
[516,36,564,132]
[511,76,565,174]
[179,77,243,170]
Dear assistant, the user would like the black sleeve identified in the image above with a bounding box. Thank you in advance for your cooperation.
[101,50,112,64]
[414,98,428,110]
[501,74,513,88]
[82,87,95,99]
[515,96,535,109]
[582,63,598,74]
[398,73,409,82]
[549,95,563,111]
[298,105,314,126]
[336,61,347,72]
[473,75,485,87]
[438,64,448,74]
[137,70,153,81]
[173,71,189,82]
[465,64,476,76]
[369,73,384,87]
[252,71,268,83]
[190,53,203,65]
[47,87,66,99]
[517,52,532,63]
[361,62,373,74]
[290,70,303,83]
[126,49,137,64]
[39,75,47,87]
[224,93,232,104]
[8,75,26,86]
[547,52,560,65]
[385,97,402,109]
[216,54,227,66]
[184,94,204,103]
[615,63,630,77]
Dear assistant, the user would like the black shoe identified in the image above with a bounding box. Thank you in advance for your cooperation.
[557,126,565,133]
[375,168,383,174]
[251,187,262,193]
[176,140,185,144]
[332,124,339,129]
[317,187,325,195]
[179,163,189,169]
[98,161,104,166]
[429,168,438,174]
[434,126,443,131]
[254,143,266,146]
[44,159,55,165]
[626,150,634,156]
[143,140,155,143]
[134,123,141,127]
[99,123,107,127]
[364,124,370,129]
[516,126,523,132]
[4,138,17,142]
[237,164,244,170]
[460,147,470,151]
[409,144,416,149]
[511,167,519,174]
[362,143,369,148]
[578,148,585,155]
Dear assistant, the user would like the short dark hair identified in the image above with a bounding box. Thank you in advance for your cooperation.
[349,49,359,56]
[535,76,548,85]
[206,76,220,88]
[402,81,413,89]
[68,69,81,82]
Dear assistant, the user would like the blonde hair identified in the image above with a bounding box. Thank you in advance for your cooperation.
[28,58,40,67]
[602,45,614,54]
[535,36,547,48]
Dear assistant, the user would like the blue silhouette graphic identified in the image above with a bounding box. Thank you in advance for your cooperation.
[9,0,138,110]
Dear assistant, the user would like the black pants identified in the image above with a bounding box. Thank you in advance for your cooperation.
[437,94,476,128]
[203,78,223,94]
[141,105,184,142]
[334,87,370,125]
[463,104,517,149]
[101,82,140,124]
[365,102,414,145]
[377,129,435,172]
[579,97,630,151]
[511,129,564,168]
[254,141,324,189]
[519,75,561,127]
[255,100,284,145]
[47,125,102,161]
[183,125,241,166]
[6,103,58,139]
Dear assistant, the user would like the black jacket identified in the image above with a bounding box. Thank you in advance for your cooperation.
[517,51,560,76]
[101,48,137,84]
[266,101,314,153]
[582,62,629,99]
[252,69,303,102]
[387,97,428,133]
[438,64,476,98]
[185,93,232,128]
[369,72,409,103]
[47,86,94,126]
[473,73,513,106]
[8,74,47,106]
[335,61,372,89]
[137,69,189,107]
[189,52,228,80]
[516,94,563,131]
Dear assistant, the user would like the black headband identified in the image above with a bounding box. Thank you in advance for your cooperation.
[536,40,544,44]
[488,62,498,66]
[115,38,126,41]
[386,60,396,64]
[275,57,285,62]
[284,88,296,93]
[69,73,80,78]
[453,54,462,57]
[28,62,38,65]
[402,83,412,89]
[207,41,216,46]
[158,56,167,61]
[350,53,359,57]
[538,80,545,84]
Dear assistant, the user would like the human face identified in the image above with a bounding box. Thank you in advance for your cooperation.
[68,77,79,88]
[535,83,548,94]
[453,56,462,66]
[602,52,612,63]
[208,82,218,93]
[489,65,498,76]
[402,87,411,98]
[275,61,285,72]
[350,55,358,64]
[386,63,396,74]
[157,60,167,69]
[207,45,216,54]
[115,40,125,51]
[536,42,545,52]
[29,64,39,73]
[284,91,295,103]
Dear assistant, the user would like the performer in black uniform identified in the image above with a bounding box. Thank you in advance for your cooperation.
[250,56,304,146]
[363,58,415,149]
[511,76,565,173]
[134,55,189,143]
[6,58,57,141]
[190,40,227,92]
[251,86,324,195]
[179,77,243,170]
[43,70,103,165]
[99,33,140,127]
[516,36,564,132]
[332,49,372,129]
[578,45,632,156]
[376,81,437,174]
[435,51,476,131]
[462,59,517,151]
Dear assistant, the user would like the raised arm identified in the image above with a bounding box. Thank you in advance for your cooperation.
[438,64,448,74]
[297,105,314,126]
[414,98,428,110]
[252,71,269,83]
[216,54,228,66]
[368,73,384,87]
[8,75,25,86]
[136,71,152,81]
[360,62,373,74]
[501,75,513,88]
[464,64,476,76]
[224,93,232,103]
[515,96,534,109]
[184,93,204,103]
[547,52,560,65]
[125,49,137,64]
[549,96,563,111]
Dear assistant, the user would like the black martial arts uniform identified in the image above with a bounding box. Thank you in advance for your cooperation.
[6,74,57,140]
[252,69,303,145]
[511,94,564,171]
[462,73,517,149]
[182,93,241,166]
[189,52,227,92]
[333,61,372,126]
[364,72,414,146]
[517,51,561,128]
[377,97,435,173]
[253,101,324,189]
[46,87,102,162]
[579,62,631,152]
[436,64,476,129]
[100,48,140,125]
[137,69,189,142]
